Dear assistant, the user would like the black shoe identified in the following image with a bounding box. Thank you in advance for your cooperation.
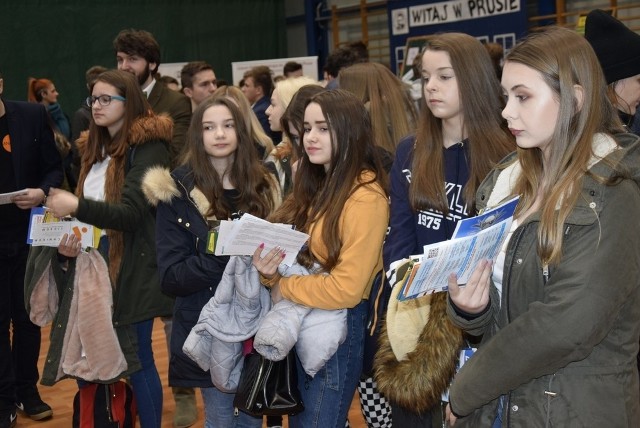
[15,394,52,421]
[0,408,17,428]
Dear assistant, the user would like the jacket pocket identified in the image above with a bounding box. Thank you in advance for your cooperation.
[545,371,628,427]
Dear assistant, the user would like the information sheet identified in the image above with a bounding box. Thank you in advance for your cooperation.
[399,197,519,300]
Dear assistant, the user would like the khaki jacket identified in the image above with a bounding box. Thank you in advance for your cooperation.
[448,133,640,427]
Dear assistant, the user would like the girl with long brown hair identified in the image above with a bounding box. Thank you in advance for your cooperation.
[252,89,389,428]
[376,33,514,427]
[143,95,280,427]
[446,26,640,427]
[46,69,174,427]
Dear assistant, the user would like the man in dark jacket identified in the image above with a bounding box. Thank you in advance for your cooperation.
[0,72,62,427]
[242,65,281,143]
[114,28,192,166]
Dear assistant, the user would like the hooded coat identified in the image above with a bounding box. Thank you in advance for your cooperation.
[73,114,174,325]
[142,164,281,387]
[25,113,173,385]
[448,133,640,427]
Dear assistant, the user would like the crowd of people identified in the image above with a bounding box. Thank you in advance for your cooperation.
[1,8,640,428]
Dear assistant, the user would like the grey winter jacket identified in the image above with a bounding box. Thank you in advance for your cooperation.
[253,262,347,377]
[182,255,271,392]
[447,133,640,427]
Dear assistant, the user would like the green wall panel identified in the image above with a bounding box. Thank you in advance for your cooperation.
[0,0,286,118]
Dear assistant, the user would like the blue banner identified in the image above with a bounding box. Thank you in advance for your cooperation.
[388,0,528,74]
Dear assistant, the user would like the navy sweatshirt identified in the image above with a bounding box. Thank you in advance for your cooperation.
[383,135,470,270]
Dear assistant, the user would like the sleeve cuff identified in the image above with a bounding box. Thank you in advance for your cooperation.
[448,295,491,320]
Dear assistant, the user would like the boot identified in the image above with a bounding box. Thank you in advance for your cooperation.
[173,387,197,428]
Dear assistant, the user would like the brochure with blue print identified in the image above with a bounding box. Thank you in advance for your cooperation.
[399,196,519,300]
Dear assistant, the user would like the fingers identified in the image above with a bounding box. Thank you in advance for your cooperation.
[12,188,45,210]
[444,403,457,426]
[448,259,492,314]
[448,272,459,295]
[252,243,286,277]
[45,189,78,218]
[58,233,82,257]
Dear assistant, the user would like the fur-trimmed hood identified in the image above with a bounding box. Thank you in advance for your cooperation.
[374,260,464,413]
[142,166,212,218]
[75,114,173,156]
[142,164,282,217]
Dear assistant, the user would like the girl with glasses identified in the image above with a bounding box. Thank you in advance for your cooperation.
[45,69,173,428]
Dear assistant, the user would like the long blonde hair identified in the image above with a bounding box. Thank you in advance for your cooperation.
[506,26,624,265]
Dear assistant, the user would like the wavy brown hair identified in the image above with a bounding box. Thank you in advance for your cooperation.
[340,62,418,154]
[181,95,278,219]
[410,33,514,214]
[271,89,388,270]
[506,26,624,265]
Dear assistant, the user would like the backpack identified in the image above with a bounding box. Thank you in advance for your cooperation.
[72,381,136,428]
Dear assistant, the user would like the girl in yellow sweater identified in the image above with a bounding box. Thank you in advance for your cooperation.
[253,89,389,427]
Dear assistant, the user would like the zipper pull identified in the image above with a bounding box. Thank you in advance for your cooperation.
[542,264,549,284]
[234,407,239,416]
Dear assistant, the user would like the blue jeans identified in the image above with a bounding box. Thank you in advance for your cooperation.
[288,300,368,428]
[129,319,163,428]
[201,387,262,428]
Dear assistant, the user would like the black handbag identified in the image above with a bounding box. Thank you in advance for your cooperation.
[233,350,304,417]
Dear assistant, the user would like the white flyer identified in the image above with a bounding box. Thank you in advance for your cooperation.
[214,214,309,266]
[0,189,28,205]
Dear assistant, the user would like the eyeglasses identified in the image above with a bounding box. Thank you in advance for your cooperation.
[86,94,126,107]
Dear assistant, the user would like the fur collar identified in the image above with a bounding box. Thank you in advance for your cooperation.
[486,133,619,209]
[75,114,173,155]
[75,113,172,285]
[375,291,463,412]
[142,166,211,217]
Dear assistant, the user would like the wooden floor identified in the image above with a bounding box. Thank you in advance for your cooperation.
[18,319,367,427]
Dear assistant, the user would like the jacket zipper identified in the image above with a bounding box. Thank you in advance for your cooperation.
[175,179,212,252]
[176,180,210,226]
[542,263,549,284]
[502,223,529,428]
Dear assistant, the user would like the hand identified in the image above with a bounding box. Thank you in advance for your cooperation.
[58,233,82,258]
[46,188,79,218]
[448,259,492,314]
[12,188,45,210]
[252,244,286,280]
[445,403,457,426]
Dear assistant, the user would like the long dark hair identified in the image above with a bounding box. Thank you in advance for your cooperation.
[411,33,514,214]
[272,89,388,270]
[181,95,278,219]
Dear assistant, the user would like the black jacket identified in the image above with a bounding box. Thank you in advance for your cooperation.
[143,165,228,387]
